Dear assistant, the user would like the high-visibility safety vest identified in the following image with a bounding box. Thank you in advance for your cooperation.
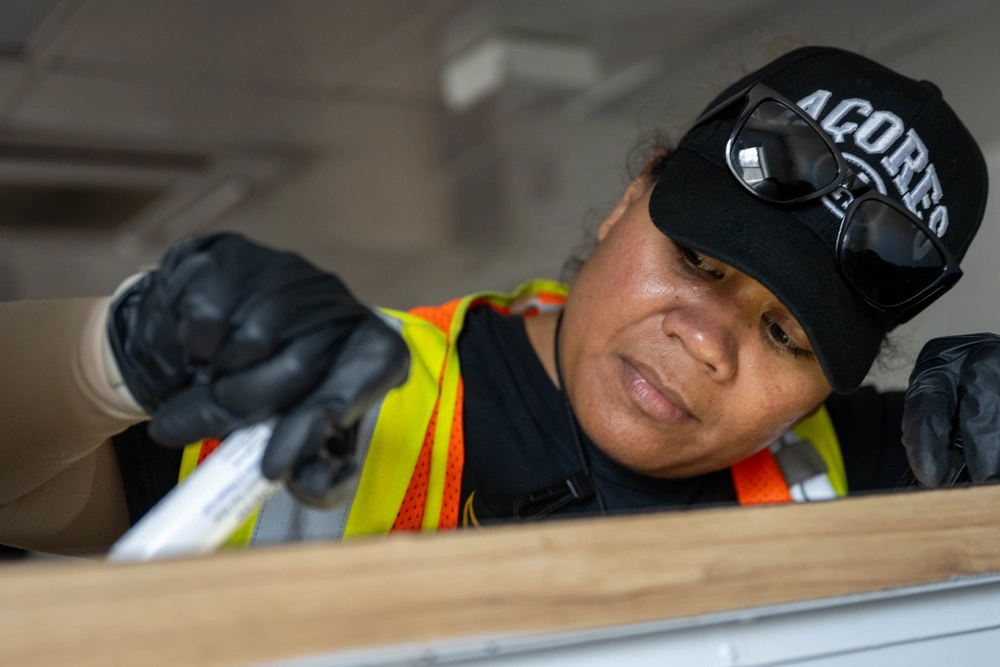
[178,280,848,548]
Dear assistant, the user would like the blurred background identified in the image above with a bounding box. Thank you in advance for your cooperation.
[0,0,997,388]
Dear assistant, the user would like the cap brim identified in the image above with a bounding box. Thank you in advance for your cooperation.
[648,145,884,393]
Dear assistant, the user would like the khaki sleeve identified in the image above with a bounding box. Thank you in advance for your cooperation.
[0,297,147,550]
[0,439,131,554]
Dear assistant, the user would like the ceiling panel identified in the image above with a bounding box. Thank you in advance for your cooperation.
[59,0,441,92]
[0,0,65,55]
[0,60,27,108]
[9,72,307,144]
[8,71,439,148]
[360,38,440,97]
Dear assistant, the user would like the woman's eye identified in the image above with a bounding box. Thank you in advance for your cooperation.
[763,314,812,359]
[677,244,724,280]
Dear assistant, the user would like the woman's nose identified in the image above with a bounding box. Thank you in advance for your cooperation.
[662,308,738,382]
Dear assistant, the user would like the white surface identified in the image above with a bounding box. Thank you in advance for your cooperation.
[263,573,1000,667]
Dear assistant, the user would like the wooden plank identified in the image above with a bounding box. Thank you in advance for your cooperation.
[0,485,998,667]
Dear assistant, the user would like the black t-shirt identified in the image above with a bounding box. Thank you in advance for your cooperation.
[113,418,182,527]
[113,305,911,525]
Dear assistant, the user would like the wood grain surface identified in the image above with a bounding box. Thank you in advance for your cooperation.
[1,485,998,666]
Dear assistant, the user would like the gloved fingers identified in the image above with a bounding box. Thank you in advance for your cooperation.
[149,313,404,458]
[259,318,408,479]
[155,234,221,282]
[286,455,359,509]
[901,388,957,487]
[213,279,366,374]
[307,318,410,430]
[147,383,245,447]
[150,319,341,446]
[210,328,342,418]
[226,268,355,330]
[170,234,289,363]
[173,259,248,364]
[910,334,995,377]
[261,407,328,481]
[959,346,1000,482]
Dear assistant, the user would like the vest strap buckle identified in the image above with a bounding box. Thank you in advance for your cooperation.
[512,473,596,521]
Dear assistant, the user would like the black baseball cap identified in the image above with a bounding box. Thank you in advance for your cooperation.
[648,46,988,393]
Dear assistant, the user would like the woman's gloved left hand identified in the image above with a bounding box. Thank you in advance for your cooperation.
[901,333,1000,487]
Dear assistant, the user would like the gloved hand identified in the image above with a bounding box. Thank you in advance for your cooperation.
[107,233,410,506]
[901,333,1000,487]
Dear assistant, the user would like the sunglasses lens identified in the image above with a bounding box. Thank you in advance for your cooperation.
[730,100,840,202]
[839,200,947,307]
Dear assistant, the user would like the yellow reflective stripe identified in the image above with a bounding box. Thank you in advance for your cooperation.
[422,353,457,531]
[176,441,259,548]
[793,406,848,497]
[178,443,201,482]
[420,297,473,531]
[222,513,258,548]
[343,308,446,539]
[511,278,569,301]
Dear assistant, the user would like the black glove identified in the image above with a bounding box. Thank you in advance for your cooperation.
[107,233,410,506]
[901,333,1000,487]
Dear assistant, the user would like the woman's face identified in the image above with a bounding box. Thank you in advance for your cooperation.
[561,179,832,478]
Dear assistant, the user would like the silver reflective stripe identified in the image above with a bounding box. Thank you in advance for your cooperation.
[772,439,827,486]
[248,309,404,547]
[770,432,838,503]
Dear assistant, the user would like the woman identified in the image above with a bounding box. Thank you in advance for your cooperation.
[1,46,997,553]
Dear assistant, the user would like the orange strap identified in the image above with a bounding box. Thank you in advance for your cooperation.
[408,298,463,336]
[438,377,465,530]
[390,400,437,531]
[390,377,466,532]
[730,448,793,505]
[194,438,222,465]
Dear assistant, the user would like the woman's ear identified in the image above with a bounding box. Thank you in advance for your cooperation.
[598,178,651,241]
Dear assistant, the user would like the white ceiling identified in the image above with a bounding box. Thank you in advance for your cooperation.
[0,0,994,149]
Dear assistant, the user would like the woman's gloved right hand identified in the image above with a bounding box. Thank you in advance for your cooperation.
[106,233,410,507]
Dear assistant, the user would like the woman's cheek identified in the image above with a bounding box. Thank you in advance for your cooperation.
[705,377,800,460]
[745,379,823,447]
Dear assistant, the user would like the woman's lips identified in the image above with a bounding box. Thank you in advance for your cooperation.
[619,357,696,424]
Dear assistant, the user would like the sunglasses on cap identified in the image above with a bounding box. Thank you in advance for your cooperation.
[694,83,962,324]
